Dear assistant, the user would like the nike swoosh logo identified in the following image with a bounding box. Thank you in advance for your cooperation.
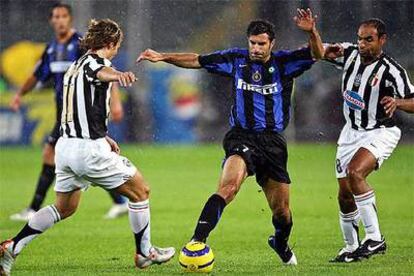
[239,64,247,67]
[344,256,354,262]
[367,241,385,251]
[198,221,208,224]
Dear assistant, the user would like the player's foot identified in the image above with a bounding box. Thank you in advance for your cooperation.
[329,248,358,263]
[350,237,386,260]
[9,208,36,222]
[135,246,175,269]
[104,203,128,219]
[268,236,297,265]
[0,240,15,276]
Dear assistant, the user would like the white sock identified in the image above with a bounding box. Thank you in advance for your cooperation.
[354,190,382,242]
[128,200,152,256]
[339,209,360,252]
[13,205,61,255]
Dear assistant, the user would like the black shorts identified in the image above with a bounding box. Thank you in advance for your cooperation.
[46,121,60,146]
[222,128,291,186]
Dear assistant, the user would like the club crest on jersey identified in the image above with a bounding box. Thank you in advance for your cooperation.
[269,66,275,73]
[252,71,261,82]
[354,73,362,87]
[369,74,379,87]
[67,43,74,51]
[343,90,365,111]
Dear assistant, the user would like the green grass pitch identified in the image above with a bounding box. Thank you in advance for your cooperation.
[0,143,413,275]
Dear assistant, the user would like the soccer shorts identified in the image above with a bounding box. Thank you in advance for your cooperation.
[54,137,137,192]
[335,124,401,178]
[222,127,291,186]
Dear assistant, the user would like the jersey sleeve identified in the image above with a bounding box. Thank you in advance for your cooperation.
[84,57,108,83]
[385,62,414,99]
[33,46,52,82]
[198,48,240,77]
[275,47,315,78]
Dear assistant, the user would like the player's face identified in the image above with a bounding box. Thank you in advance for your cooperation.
[50,7,72,36]
[357,25,386,59]
[248,33,275,62]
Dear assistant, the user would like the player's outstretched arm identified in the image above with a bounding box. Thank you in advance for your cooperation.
[10,75,38,111]
[137,49,201,69]
[293,8,324,60]
[97,67,137,87]
[381,96,414,117]
[110,83,124,123]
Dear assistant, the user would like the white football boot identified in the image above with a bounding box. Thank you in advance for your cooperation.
[135,246,175,269]
[0,240,15,276]
[104,203,128,219]
[10,208,36,222]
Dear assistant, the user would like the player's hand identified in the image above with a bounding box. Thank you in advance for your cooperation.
[294,8,317,33]
[105,136,120,155]
[10,93,22,111]
[380,96,398,117]
[117,71,137,87]
[136,49,164,63]
[324,44,344,59]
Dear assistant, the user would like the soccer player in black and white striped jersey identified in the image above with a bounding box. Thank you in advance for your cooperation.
[0,19,174,275]
[324,18,414,263]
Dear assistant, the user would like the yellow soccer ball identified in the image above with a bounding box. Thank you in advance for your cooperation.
[179,241,214,273]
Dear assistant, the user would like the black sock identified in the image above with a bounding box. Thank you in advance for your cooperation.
[108,190,126,204]
[192,194,226,242]
[134,223,149,256]
[12,224,42,255]
[272,213,293,248]
[29,164,56,211]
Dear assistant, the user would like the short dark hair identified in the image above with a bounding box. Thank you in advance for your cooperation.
[80,19,123,51]
[247,20,275,41]
[49,2,72,18]
[359,18,387,38]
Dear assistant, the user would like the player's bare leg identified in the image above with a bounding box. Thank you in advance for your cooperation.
[263,180,297,265]
[191,155,248,242]
[330,177,361,262]
[114,171,175,269]
[347,148,386,260]
[1,190,81,275]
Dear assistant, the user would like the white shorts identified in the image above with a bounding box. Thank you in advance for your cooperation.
[54,137,137,193]
[335,125,401,178]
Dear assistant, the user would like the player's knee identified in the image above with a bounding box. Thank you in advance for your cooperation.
[128,183,150,202]
[347,164,365,183]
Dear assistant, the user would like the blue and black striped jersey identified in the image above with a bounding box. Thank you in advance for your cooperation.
[199,47,314,132]
[34,32,83,120]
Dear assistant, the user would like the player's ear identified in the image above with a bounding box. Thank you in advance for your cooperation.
[379,34,387,46]
[270,39,275,50]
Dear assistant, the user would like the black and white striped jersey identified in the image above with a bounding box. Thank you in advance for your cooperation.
[61,53,112,139]
[327,42,414,130]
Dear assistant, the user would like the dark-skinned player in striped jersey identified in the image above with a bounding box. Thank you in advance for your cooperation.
[324,18,414,263]
[137,8,324,265]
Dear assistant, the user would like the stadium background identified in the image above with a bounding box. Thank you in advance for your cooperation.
[0,0,413,145]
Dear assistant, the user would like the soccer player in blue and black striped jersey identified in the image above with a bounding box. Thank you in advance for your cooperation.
[138,8,324,265]
[9,3,127,221]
